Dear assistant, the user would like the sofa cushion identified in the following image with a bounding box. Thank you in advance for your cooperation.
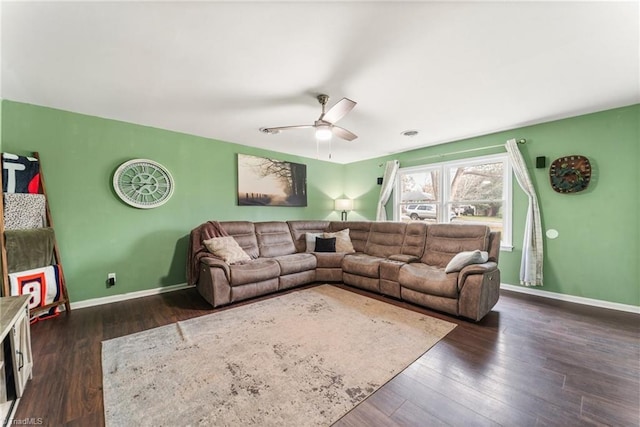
[305,232,324,252]
[287,220,331,253]
[487,231,502,263]
[343,273,379,293]
[399,263,459,298]
[380,259,405,282]
[364,222,406,258]
[255,221,296,258]
[445,250,489,273]
[220,221,259,259]
[230,278,279,301]
[313,252,345,269]
[203,236,251,264]
[228,258,281,286]
[327,222,371,253]
[401,222,427,258]
[388,254,420,263]
[422,224,490,268]
[315,237,336,252]
[272,253,317,275]
[323,229,356,253]
[342,254,383,278]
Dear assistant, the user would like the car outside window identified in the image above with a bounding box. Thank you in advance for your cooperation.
[394,153,512,249]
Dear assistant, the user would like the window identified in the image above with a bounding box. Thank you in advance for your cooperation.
[394,153,512,250]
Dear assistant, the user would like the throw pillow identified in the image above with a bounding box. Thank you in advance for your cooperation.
[444,250,489,273]
[314,237,336,253]
[203,236,251,264]
[305,232,323,252]
[323,229,356,253]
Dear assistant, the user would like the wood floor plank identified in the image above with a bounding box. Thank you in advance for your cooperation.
[361,386,406,417]
[580,394,640,426]
[385,372,500,426]
[63,410,104,427]
[497,327,639,379]
[333,400,402,427]
[424,336,568,387]
[64,338,103,423]
[20,353,69,426]
[410,354,588,425]
[389,400,450,426]
[554,360,640,408]
[419,343,581,411]
[10,286,639,427]
[401,361,538,426]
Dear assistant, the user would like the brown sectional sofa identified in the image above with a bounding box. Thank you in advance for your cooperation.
[190,220,501,321]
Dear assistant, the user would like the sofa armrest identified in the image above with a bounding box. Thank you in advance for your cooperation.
[200,256,231,281]
[388,254,420,263]
[457,261,498,291]
[457,262,500,321]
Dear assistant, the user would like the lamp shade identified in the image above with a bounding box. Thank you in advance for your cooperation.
[334,199,353,211]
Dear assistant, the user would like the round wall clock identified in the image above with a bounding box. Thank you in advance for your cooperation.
[549,155,591,193]
[113,159,174,208]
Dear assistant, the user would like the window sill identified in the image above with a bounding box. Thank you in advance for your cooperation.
[500,245,514,252]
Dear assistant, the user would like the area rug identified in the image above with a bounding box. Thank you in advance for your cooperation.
[102,285,456,426]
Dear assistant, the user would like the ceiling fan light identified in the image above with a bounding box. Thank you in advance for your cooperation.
[315,126,332,141]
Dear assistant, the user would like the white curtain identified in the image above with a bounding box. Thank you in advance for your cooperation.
[505,139,543,286]
[376,160,400,221]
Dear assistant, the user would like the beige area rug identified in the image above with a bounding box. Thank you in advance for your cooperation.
[102,285,456,426]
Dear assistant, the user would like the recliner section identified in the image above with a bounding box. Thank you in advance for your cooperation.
[193,219,501,321]
[254,221,317,291]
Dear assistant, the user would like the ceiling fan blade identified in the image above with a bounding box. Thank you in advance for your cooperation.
[262,125,314,133]
[321,98,357,124]
[332,126,358,141]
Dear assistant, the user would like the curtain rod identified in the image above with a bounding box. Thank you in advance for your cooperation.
[380,138,526,166]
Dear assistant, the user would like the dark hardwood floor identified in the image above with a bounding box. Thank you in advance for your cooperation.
[13,284,640,426]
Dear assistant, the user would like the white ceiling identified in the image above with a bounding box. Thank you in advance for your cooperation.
[1,1,638,164]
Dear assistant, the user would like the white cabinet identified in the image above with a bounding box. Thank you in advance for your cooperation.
[0,295,33,422]
[9,304,33,397]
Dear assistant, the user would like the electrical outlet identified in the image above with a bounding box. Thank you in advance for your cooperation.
[107,272,116,287]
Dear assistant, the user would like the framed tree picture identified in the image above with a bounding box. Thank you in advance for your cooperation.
[237,154,307,207]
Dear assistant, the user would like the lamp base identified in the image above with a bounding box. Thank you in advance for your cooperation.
[341,211,348,221]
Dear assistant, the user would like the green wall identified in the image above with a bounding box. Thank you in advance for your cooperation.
[344,104,639,306]
[0,98,3,150]
[1,101,638,307]
[1,101,344,302]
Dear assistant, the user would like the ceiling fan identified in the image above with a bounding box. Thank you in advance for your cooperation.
[260,94,358,141]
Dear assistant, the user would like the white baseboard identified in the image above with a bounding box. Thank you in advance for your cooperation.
[70,283,194,310]
[500,283,640,314]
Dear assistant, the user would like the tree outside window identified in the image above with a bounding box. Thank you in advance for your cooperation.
[395,154,512,248]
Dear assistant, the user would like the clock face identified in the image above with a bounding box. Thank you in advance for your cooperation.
[549,155,591,194]
[113,159,174,208]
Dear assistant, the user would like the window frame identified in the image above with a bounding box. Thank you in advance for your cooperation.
[394,153,513,251]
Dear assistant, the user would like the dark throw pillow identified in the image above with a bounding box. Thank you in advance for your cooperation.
[315,236,336,253]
